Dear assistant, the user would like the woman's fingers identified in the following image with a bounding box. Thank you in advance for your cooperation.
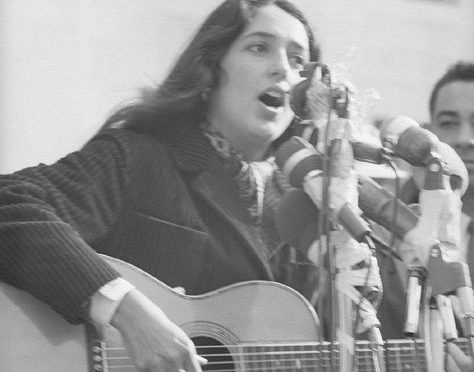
[111,289,204,372]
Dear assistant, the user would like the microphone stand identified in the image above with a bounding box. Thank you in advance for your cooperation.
[313,65,349,370]
[416,155,474,368]
[297,63,386,371]
[319,81,338,371]
[326,86,386,372]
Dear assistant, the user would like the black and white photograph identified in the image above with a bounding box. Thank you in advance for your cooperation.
[1,1,474,371]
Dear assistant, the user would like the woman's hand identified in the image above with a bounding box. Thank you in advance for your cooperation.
[111,289,206,372]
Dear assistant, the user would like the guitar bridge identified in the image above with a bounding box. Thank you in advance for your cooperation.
[86,324,106,372]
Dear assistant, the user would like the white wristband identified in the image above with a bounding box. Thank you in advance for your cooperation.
[89,278,135,326]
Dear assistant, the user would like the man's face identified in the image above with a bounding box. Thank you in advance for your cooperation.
[431,80,474,186]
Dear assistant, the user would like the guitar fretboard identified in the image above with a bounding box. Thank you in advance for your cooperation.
[239,339,427,372]
[92,338,470,371]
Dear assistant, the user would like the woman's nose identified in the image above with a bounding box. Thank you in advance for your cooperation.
[271,50,292,80]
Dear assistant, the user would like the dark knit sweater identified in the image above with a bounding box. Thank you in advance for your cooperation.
[0,124,311,324]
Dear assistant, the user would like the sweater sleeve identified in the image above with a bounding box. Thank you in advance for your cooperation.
[0,129,138,323]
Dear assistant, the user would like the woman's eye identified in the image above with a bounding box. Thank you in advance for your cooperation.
[248,43,267,53]
[289,55,305,70]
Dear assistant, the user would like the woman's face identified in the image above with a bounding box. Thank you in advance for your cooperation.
[207,4,310,161]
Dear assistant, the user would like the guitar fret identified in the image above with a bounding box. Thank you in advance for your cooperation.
[241,342,342,372]
[237,343,245,371]
[88,337,470,372]
[355,341,374,372]
[323,342,339,371]
[451,338,472,356]
[302,342,315,371]
[385,339,427,372]
[89,337,472,372]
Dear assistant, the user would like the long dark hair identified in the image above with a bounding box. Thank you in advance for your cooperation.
[103,0,320,134]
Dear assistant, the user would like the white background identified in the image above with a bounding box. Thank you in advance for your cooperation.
[1,0,473,173]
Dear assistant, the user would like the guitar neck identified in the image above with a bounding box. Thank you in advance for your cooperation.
[92,336,470,372]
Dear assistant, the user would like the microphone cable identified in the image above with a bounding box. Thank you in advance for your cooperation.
[385,158,423,372]
[318,71,337,369]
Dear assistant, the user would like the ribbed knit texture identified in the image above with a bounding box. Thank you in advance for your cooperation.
[0,124,318,324]
[0,130,138,323]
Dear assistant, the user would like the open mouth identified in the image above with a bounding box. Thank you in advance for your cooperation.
[258,91,285,109]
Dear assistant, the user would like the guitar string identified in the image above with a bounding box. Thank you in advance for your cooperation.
[101,353,426,368]
[101,360,419,372]
[104,345,430,361]
[95,337,469,371]
[98,340,463,371]
[102,360,411,370]
[102,358,380,366]
[102,358,424,367]
[103,353,424,367]
[102,340,429,353]
[102,344,428,356]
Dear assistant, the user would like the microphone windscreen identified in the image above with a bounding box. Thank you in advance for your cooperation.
[274,137,323,188]
[276,189,321,253]
[380,116,438,166]
[352,141,385,164]
[290,62,319,119]
[440,142,469,194]
[411,141,469,195]
[358,174,418,239]
[290,78,311,119]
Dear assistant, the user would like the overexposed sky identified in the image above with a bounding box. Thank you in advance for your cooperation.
[1,0,473,173]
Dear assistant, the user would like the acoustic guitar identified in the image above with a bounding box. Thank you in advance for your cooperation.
[0,255,469,371]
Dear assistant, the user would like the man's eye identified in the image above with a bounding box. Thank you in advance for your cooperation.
[438,120,459,129]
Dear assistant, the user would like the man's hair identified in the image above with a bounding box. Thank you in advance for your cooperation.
[429,60,474,114]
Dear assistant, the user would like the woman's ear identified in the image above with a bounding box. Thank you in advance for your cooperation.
[201,86,211,102]
[199,64,218,102]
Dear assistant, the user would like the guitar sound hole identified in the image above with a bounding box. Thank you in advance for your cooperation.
[193,336,235,371]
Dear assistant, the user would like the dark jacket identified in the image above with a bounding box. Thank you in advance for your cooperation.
[0,124,294,324]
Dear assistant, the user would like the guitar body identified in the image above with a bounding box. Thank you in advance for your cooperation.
[0,255,321,372]
[0,278,88,372]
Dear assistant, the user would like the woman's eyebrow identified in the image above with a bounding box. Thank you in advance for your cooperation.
[241,31,308,52]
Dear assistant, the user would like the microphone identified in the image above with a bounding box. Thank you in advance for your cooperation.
[275,136,372,243]
[276,157,385,364]
[380,116,440,167]
[275,189,322,263]
[404,267,425,337]
[357,174,438,337]
[357,174,419,241]
[411,141,469,195]
[381,117,468,194]
[290,62,325,120]
[358,173,457,267]
[290,62,349,120]
[290,63,386,165]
